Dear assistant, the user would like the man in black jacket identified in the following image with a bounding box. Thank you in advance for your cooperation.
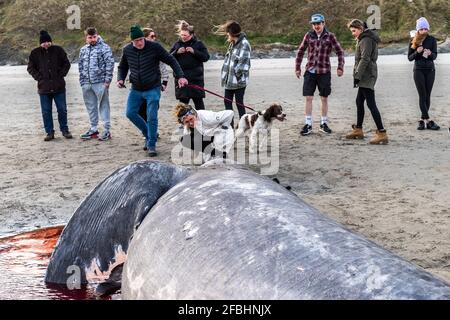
[27,30,73,141]
[117,25,188,157]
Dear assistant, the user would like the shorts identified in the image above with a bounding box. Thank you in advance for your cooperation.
[303,71,332,97]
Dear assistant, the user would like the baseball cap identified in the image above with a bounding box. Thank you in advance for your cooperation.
[310,14,325,24]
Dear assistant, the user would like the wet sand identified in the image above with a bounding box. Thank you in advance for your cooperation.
[0,55,449,284]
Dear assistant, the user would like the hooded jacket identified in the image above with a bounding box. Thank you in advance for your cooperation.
[78,36,115,86]
[170,36,210,99]
[354,29,380,90]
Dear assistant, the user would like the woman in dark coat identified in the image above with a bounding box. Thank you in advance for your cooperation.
[170,20,210,110]
[345,19,388,145]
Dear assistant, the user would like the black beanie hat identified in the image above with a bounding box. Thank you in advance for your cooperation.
[39,30,52,44]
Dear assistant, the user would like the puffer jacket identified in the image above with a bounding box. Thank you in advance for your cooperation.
[354,29,380,90]
[79,36,115,86]
[221,33,251,90]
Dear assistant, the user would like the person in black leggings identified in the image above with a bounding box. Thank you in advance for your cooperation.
[345,19,388,145]
[408,17,439,131]
[216,21,251,128]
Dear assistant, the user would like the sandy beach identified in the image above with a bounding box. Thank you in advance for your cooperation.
[0,55,449,284]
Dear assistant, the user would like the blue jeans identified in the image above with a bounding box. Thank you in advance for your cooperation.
[126,87,161,149]
[39,91,69,134]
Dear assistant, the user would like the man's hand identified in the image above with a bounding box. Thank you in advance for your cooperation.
[295,70,301,79]
[117,80,126,89]
[186,47,194,54]
[337,69,344,77]
[353,79,360,88]
[178,78,188,88]
[104,82,111,89]
[161,84,167,92]
[177,47,186,54]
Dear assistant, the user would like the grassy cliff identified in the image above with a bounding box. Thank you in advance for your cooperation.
[1,0,450,64]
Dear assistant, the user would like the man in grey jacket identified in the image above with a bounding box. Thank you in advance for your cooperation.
[79,27,115,141]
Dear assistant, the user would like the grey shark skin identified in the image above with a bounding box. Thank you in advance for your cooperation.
[122,166,450,300]
[45,161,190,285]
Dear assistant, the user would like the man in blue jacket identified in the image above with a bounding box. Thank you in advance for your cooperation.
[79,27,115,141]
[117,25,188,157]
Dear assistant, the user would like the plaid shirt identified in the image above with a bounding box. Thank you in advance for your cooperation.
[295,29,345,74]
[221,33,251,90]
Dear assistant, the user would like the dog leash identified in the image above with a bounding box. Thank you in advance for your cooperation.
[186,84,257,112]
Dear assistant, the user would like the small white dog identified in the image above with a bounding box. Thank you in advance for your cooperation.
[235,103,286,153]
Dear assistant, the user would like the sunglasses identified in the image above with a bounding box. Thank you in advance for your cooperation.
[312,22,323,26]
[150,34,156,39]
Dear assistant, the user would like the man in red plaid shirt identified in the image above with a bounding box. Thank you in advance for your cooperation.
[295,13,345,136]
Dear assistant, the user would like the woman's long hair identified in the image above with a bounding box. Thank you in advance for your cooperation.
[213,20,242,38]
[411,31,428,49]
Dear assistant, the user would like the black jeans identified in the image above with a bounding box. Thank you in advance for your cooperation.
[413,69,435,120]
[224,87,246,127]
[179,97,205,110]
[180,129,226,159]
[356,87,385,131]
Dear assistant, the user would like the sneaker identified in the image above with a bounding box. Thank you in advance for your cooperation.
[426,120,440,130]
[44,132,55,142]
[80,129,99,140]
[148,148,158,157]
[98,131,111,141]
[320,123,332,134]
[300,124,312,136]
[417,120,425,130]
[62,131,73,139]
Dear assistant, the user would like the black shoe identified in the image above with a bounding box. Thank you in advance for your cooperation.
[62,131,73,139]
[44,132,55,142]
[319,123,332,134]
[148,149,158,157]
[300,124,312,136]
[417,120,425,130]
[143,138,148,151]
[427,120,440,130]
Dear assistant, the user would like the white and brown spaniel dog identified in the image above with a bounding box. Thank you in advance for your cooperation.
[235,103,286,153]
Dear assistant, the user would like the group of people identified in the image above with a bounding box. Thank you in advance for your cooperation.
[27,20,250,158]
[295,14,442,145]
[27,14,445,159]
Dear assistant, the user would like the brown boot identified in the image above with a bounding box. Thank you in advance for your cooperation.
[44,132,55,142]
[345,125,364,139]
[369,130,389,145]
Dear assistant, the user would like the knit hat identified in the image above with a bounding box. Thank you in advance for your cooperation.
[39,30,52,44]
[416,17,430,31]
[130,24,144,40]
